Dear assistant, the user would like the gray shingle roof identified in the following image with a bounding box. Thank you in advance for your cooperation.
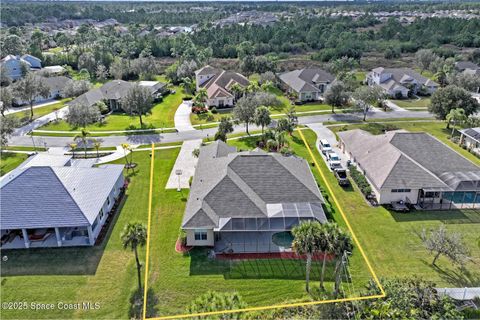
[338,130,480,191]
[0,161,124,230]
[182,141,324,229]
[372,68,439,88]
[198,67,250,100]
[279,68,334,93]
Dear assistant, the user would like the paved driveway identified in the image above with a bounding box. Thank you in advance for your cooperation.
[13,106,69,136]
[174,100,195,132]
[307,123,348,171]
[165,139,202,189]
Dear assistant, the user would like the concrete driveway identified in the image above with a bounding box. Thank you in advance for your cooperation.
[174,100,195,132]
[307,123,348,171]
[165,139,202,189]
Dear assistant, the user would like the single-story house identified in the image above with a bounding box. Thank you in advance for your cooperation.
[0,153,125,249]
[195,65,250,108]
[338,129,480,209]
[455,61,480,73]
[366,67,439,98]
[182,141,327,253]
[12,76,70,105]
[460,127,480,156]
[68,80,167,111]
[278,68,335,102]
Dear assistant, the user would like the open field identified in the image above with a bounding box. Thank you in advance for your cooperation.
[391,97,431,110]
[37,89,184,133]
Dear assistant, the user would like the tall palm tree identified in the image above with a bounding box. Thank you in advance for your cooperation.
[318,222,339,290]
[332,229,353,296]
[254,106,271,134]
[180,77,195,95]
[194,88,208,107]
[245,81,260,94]
[230,83,244,99]
[292,220,322,293]
[446,108,466,138]
[121,222,147,291]
[74,128,91,158]
[121,143,131,167]
[69,143,77,158]
[93,139,101,158]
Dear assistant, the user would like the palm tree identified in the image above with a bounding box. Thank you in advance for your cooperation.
[121,222,147,291]
[254,106,271,134]
[446,108,467,138]
[121,143,131,167]
[69,143,77,158]
[318,222,339,290]
[274,130,286,151]
[194,88,208,107]
[180,77,195,95]
[292,220,322,293]
[245,81,260,94]
[332,229,353,296]
[230,83,245,99]
[93,139,101,158]
[74,128,91,158]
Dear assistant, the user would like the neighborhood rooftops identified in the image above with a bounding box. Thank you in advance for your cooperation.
[278,68,334,93]
[338,129,480,191]
[182,141,325,229]
[370,67,439,91]
[0,154,124,230]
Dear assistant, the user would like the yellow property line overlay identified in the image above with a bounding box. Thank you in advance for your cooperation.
[143,130,386,320]
[143,144,155,320]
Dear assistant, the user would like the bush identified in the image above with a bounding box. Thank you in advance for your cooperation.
[183,96,193,101]
[394,91,404,99]
[178,229,187,245]
[210,107,218,114]
[349,165,373,197]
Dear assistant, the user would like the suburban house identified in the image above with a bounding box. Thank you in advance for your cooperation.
[0,54,42,80]
[0,153,125,249]
[455,61,480,75]
[278,68,335,102]
[195,65,250,108]
[460,127,480,156]
[68,79,167,111]
[41,65,67,76]
[182,141,327,253]
[12,76,70,105]
[338,129,480,209]
[366,67,439,98]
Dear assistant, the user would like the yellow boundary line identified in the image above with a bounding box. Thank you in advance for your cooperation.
[143,144,155,320]
[142,130,385,320]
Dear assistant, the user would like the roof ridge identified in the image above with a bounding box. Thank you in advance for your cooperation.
[226,165,267,215]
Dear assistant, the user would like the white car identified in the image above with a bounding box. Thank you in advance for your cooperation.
[319,139,332,154]
[327,152,342,169]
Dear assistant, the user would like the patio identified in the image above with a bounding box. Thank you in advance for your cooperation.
[1,227,91,249]
[214,231,293,254]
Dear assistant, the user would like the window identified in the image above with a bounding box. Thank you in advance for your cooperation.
[99,209,104,221]
[194,229,208,241]
[391,189,412,193]
[107,196,110,206]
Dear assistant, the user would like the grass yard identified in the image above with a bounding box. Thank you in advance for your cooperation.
[10,98,71,123]
[229,129,480,289]
[38,89,184,133]
[0,152,29,176]
[391,97,431,110]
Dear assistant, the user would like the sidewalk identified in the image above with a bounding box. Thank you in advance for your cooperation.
[13,106,69,136]
[5,99,59,115]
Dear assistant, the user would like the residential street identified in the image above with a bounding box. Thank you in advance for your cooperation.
[8,109,432,147]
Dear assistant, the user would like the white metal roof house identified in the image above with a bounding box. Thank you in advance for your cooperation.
[278,68,335,102]
[338,129,480,209]
[182,141,327,253]
[0,154,125,249]
[460,127,480,156]
[366,67,439,98]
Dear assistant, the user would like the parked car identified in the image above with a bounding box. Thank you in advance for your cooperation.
[334,168,349,186]
[319,139,332,154]
[327,152,342,169]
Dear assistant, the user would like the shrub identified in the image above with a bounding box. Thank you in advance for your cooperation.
[349,165,372,197]
[210,107,218,114]
[183,96,193,101]
[394,91,404,99]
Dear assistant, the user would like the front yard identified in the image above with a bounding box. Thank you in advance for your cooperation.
[0,152,29,176]
[37,88,184,133]
[10,98,71,122]
[391,97,431,110]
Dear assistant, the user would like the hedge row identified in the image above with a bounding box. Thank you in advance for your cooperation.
[348,165,372,196]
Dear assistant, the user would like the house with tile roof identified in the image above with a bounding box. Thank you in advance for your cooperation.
[338,129,480,209]
[195,66,250,108]
[278,68,335,102]
[0,153,125,249]
[182,141,327,253]
[366,67,439,98]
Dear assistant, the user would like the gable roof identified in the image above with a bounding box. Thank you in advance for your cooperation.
[338,130,480,191]
[279,68,334,93]
[0,157,124,229]
[371,67,439,88]
[196,66,250,100]
[182,141,324,229]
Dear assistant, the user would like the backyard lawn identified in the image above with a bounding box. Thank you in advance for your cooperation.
[37,88,184,133]
[391,97,431,110]
[0,152,29,176]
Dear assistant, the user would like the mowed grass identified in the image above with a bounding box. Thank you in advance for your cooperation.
[38,89,184,132]
[391,97,431,110]
[10,98,71,122]
[0,152,29,176]
[0,150,164,319]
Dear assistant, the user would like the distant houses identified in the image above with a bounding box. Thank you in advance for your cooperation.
[338,129,480,209]
[195,65,250,108]
[366,67,439,98]
[68,79,167,111]
[277,68,334,103]
[0,153,125,249]
[455,61,480,77]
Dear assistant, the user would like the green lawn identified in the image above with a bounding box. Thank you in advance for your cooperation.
[10,98,71,123]
[391,97,431,110]
[0,152,28,176]
[38,89,184,133]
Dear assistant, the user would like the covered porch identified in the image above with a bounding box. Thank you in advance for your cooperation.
[417,189,480,210]
[1,226,94,249]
